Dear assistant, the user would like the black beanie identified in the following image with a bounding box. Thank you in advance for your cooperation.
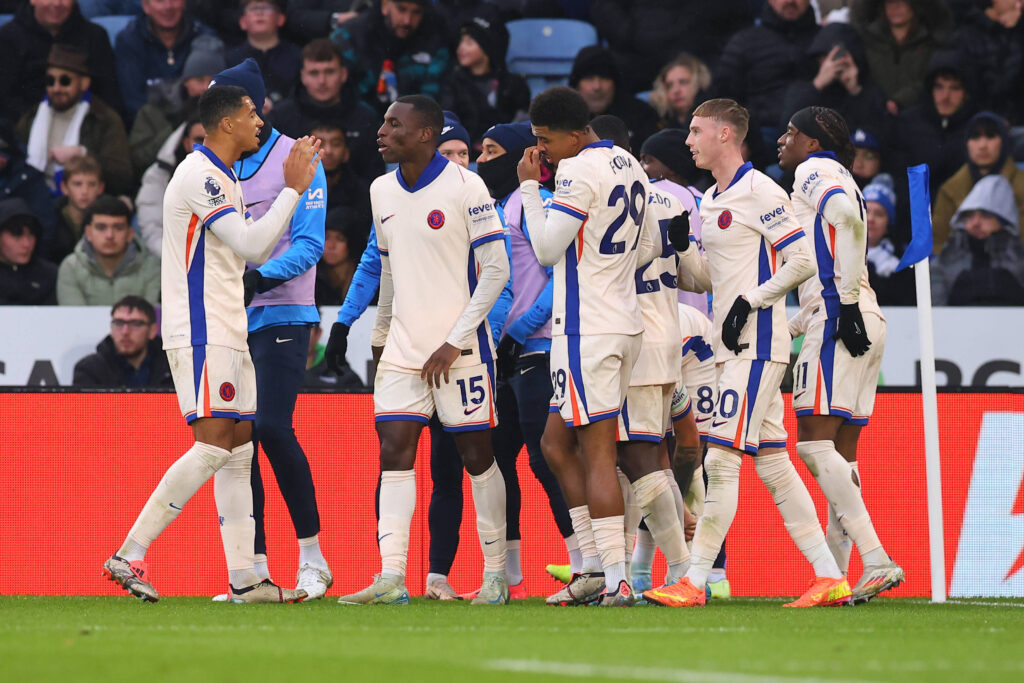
[569,45,620,89]
[640,129,696,183]
[461,16,509,71]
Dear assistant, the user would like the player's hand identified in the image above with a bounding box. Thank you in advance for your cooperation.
[683,505,698,543]
[242,269,261,307]
[421,342,461,388]
[721,296,752,354]
[325,322,350,373]
[667,212,692,251]
[812,46,843,90]
[283,136,322,194]
[835,302,871,357]
[517,146,543,183]
[495,335,522,382]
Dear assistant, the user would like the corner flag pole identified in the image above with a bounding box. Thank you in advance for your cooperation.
[897,165,945,603]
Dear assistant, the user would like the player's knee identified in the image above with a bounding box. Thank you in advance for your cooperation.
[193,440,233,470]
[704,448,743,487]
[631,470,669,508]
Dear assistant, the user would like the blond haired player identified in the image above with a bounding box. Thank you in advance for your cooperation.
[645,98,851,608]
[777,106,903,603]
[103,85,320,603]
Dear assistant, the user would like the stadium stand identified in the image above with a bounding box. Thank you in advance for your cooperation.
[505,18,597,96]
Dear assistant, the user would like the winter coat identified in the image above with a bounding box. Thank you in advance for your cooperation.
[712,2,820,130]
[225,40,303,108]
[56,236,161,306]
[850,0,953,111]
[932,158,1024,254]
[285,0,357,44]
[0,256,57,305]
[0,156,57,255]
[128,79,199,178]
[16,95,134,197]
[440,67,531,147]
[72,336,173,388]
[951,7,1024,126]
[135,122,187,258]
[114,13,222,118]
[0,2,124,124]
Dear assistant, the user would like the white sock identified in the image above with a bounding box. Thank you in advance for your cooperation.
[617,468,640,562]
[664,469,688,527]
[686,448,741,590]
[565,533,583,573]
[216,443,260,589]
[506,540,522,586]
[591,515,627,589]
[253,554,270,581]
[797,441,888,569]
[120,441,229,561]
[426,572,447,586]
[755,451,842,579]
[708,568,727,583]
[468,460,506,572]
[569,506,601,573]
[298,535,329,570]
[826,501,852,575]
[633,471,690,580]
[378,469,416,578]
[631,529,656,575]
[686,465,705,517]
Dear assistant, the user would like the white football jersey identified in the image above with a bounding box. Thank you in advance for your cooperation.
[374,154,505,370]
[631,181,684,386]
[791,153,883,325]
[699,162,806,362]
[162,146,253,351]
[548,140,653,337]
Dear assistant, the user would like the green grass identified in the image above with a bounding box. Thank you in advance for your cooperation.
[3,596,1024,682]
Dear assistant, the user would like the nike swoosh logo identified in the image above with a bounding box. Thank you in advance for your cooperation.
[381,214,396,223]
[711,420,728,428]
[695,417,711,423]
[374,592,389,598]
[169,502,182,510]
[377,533,392,542]
[793,391,806,400]
[640,514,650,523]
[484,539,500,545]
[244,200,265,209]
[275,337,293,344]
[464,405,482,416]
[519,366,534,375]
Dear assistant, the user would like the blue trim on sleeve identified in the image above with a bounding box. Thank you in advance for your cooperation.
[471,231,505,248]
[204,206,236,227]
[773,230,806,250]
[549,201,587,221]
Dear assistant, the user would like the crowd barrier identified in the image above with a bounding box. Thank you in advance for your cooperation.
[1,391,1021,598]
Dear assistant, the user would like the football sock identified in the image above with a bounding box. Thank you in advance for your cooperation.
[617,468,640,561]
[631,529,656,575]
[707,569,727,584]
[685,465,705,517]
[664,469,688,527]
[253,554,270,581]
[569,506,601,573]
[826,502,852,574]
[468,460,507,572]
[506,540,522,586]
[120,440,230,561]
[755,451,842,579]
[216,443,260,589]
[686,448,742,590]
[298,534,329,571]
[565,533,583,573]
[426,572,447,586]
[378,469,416,578]
[797,441,889,569]
[591,514,627,589]
[632,471,690,579]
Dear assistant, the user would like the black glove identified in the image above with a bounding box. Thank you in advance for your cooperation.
[835,302,871,357]
[325,322,351,373]
[721,296,752,354]
[495,335,522,382]
[242,270,262,307]
[667,211,691,251]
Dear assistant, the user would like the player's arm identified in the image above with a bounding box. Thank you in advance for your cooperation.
[325,220,380,373]
[518,149,594,266]
[744,201,815,309]
[636,191,661,268]
[504,190,555,343]
[486,217,514,344]
[820,190,867,304]
[371,251,393,351]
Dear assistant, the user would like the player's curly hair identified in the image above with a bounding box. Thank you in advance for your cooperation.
[529,86,591,133]
[805,106,856,170]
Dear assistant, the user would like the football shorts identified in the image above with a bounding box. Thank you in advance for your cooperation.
[549,333,641,427]
[792,312,886,425]
[374,361,497,432]
[167,345,257,424]
[705,358,787,455]
[617,383,674,443]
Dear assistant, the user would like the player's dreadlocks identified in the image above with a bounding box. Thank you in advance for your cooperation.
[790,106,855,171]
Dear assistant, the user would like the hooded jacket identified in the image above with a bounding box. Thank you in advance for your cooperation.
[951,4,1024,125]
[932,174,1024,306]
[135,122,188,258]
[0,198,57,305]
[568,46,660,151]
[72,335,173,388]
[0,125,57,252]
[56,234,161,306]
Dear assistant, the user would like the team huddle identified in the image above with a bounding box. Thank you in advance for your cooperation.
[102,76,904,608]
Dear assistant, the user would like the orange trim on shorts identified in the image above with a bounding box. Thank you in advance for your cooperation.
[202,360,211,417]
[567,374,583,426]
[732,394,748,450]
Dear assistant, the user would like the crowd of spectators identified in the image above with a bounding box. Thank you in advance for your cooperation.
[2,0,1024,337]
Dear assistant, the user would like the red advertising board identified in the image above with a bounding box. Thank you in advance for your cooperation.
[0,392,1021,597]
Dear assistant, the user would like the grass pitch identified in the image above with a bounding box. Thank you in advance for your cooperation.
[4,596,1023,682]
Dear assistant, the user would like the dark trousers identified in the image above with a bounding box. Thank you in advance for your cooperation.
[249,324,320,555]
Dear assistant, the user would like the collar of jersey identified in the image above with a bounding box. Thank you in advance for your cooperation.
[193,143,237,183]
[580,139,614,152]
[233,128,282,179]
[397,151,448,193]
[807,150,839,162]
[713,161,753,199]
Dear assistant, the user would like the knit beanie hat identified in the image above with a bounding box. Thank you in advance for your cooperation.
[640,128,697,183]
[569,45,620,89]
[183,48,226,82]
[461,16,509,71]
[863,175,896,225]
[440,111,470,147]
[482,121,535,157]
[212,58,266,115]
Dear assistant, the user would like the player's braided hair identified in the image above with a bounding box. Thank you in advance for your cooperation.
[793,106,855,170]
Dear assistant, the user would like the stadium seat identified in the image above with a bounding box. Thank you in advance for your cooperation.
[0,14,13,26]
[506,19,597,96]
[92,15,134,46]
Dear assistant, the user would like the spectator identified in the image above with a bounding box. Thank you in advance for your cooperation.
[437,110,470,167]
[780,22,886,138]
[638,128,705,193]
[850,127,883,188]
[128,46,222,178]
[569,45,660,150]
[330,0,451,116]
[951,0,1024,126]
[850,0,954,114]
[932,112,1024,253]
[135,116,205,257]
[72,295,173,387]
[78,0,140,18]
[648,53,711,132]
[0,198,58,305]
[440,16,530,148]
[270,38,385,187]
[0,122,57,251]
[932,174,1024,306]
[115,0,223,118]
[315,207,367,306]
[310,120,370,217]
[589,0,752,92]
[863,176,915,305]
[190,0,248,46]
[226,0,303,110]
[0,0,124,124]
[16,45,133,198]
[53,155,105,263]
[286,0,361,44]
[56,195,160,305]
[303,319,364,389]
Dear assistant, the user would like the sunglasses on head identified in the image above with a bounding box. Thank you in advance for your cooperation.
[46,74,73,87]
